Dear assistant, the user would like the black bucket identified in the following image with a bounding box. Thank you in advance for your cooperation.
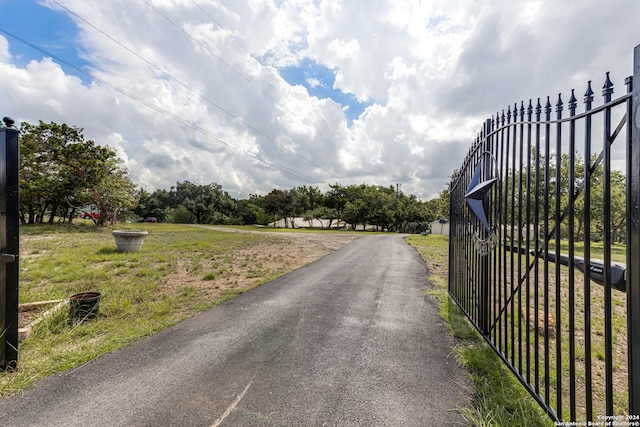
[69,292,101,321]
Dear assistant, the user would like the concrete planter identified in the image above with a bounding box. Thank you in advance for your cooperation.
[112,230,149,253]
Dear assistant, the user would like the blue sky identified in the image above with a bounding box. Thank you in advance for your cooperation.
[1,0,368,123]
[279,58,372,125]
[0,0,90,75]
[0,0,637,200]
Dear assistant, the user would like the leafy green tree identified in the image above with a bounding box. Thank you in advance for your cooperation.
[343,198,369,230]
[171,204,193,224]
[171,181,236,224]
[19,121,136,226]
[324,183,348,227]
[264,188,305,227]
[20,121,84,224]
[235,197,270,225]
[493,150,626,243]
[363,185,396,231]
[90,158,138,224]
[295,186,323,210]
[134,188,174,222]
[608,170,626,243]
[399,194,429,233]
[424,190,449,224]
[264,189,285,226]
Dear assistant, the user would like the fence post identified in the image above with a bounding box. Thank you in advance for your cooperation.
[0,117,19,371]
[478,118,492,335]
[628,44,640,417]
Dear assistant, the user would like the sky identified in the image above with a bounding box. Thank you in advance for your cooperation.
[0,0,639,201]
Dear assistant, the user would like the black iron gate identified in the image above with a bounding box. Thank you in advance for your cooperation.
[0,117,19,371]
[449,45,640,423]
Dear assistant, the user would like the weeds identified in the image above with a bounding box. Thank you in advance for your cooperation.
[407,234,552,427]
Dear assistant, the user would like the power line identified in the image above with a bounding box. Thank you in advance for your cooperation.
[0,27,318,184]
[189,0,252,56]
[147,0,343,151]
[50,0,341,180]
[189,0,361,167]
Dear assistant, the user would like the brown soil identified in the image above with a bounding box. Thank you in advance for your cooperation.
[18,228,360,330]
[18,308,43,330]
[161,229,360,314]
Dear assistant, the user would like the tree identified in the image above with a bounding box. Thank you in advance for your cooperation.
[264,188,304,228]
[133,188,176,223]
[608,170,626,243]
[295,186,323,210]
[89,158,138,225]
[302,206,334,228]
[19,121,137,226]
[324,183,348,228]
[264,189,283,226]
[171,181,236,224]
[20,121,85,224]
[495,150,627,244]
[343,198,368,230]
[363,185,396,231]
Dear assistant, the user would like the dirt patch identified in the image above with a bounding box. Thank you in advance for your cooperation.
[161,229,360,317]
[17,228,360,329]
[18,300,68,336]
[18,308,44,330]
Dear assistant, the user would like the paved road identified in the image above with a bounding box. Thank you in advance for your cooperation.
[0,234,469,426]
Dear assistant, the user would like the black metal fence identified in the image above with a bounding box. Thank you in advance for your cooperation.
[449,45,640,423]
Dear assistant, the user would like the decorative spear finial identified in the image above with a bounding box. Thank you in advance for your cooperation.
[556,93,563,113]
[544,96,552,115]
[602,71,614,97]
[584,81,594,106]
[568,89,577,111]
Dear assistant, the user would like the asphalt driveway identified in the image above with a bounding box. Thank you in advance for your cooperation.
[0,234,469,426]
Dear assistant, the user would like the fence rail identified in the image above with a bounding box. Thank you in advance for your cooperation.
[449,44,640,423]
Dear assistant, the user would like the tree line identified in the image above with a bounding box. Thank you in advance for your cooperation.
[503,150,626,243]
[17,121,450,232]
[135,183,450,233]
[20,120,624,240]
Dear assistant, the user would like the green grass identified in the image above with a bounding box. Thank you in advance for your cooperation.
[2,223,565,425]
[2,222,333,396]
[474,236,630,420]
[549,239,626,263]
[407,234,553,427]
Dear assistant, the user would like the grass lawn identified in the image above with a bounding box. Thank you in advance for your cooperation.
[407,234,553,427]
[1,222,358,396]
[2,224,558,426]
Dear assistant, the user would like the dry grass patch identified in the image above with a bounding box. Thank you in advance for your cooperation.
[3,224,359,397]
[160,234,358,298]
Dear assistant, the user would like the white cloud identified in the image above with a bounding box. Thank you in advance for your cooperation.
[0,36,10,63]
[305,77,321,88]
[1,0,639,201]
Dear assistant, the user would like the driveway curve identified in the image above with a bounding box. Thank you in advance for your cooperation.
[0,234,469,426]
